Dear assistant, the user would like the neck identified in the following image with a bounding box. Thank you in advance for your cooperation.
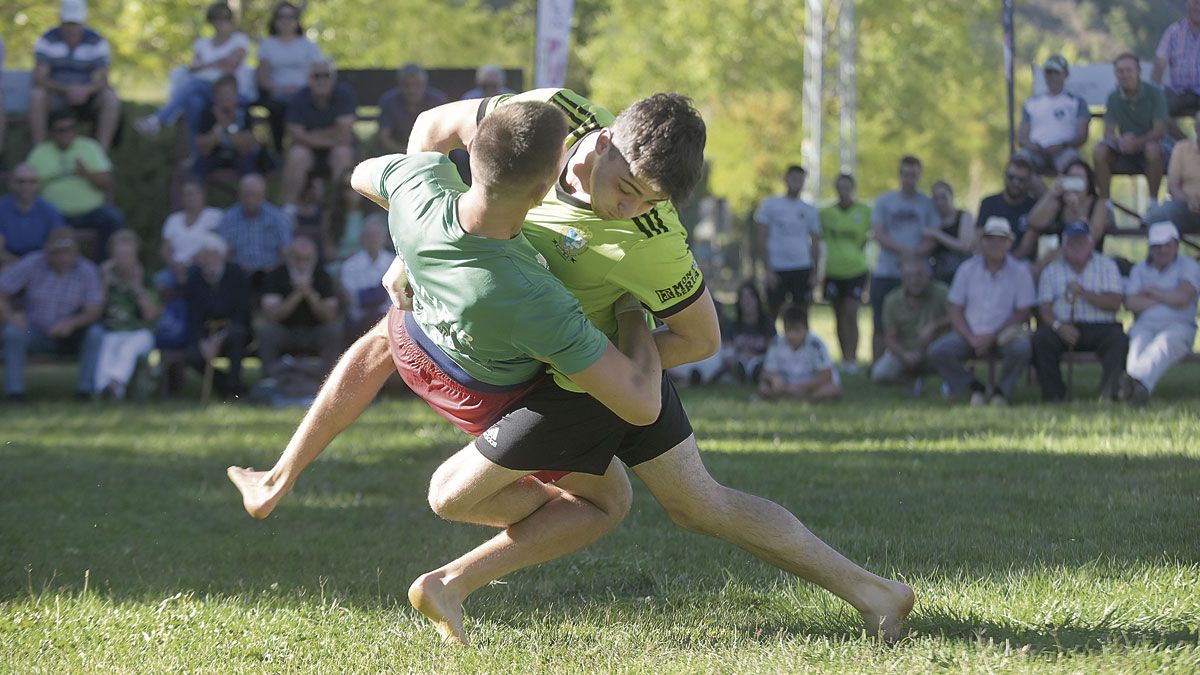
[1068,256,1089,272]
[985,255,1006,271]
[940,207,956,219]
[1153,257,1173,271]
[564,134,601,201]
[457,188,526,239]
[905,289,924,302]
[837,198,853,209]
[901,187,916,196]
[1004,190,1024,204]
[185,206,202,219]
[785,189,801,199]
[1122,81,1140,97]
[16,195,35,209]
[1048,85,1064,96]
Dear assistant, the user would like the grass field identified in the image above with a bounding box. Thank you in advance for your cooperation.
[3,308,1199,673]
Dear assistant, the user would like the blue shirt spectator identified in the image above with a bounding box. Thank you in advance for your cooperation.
[378,63,448,153]
[218,174,293,273]
[0,165,66,265]
[34,23,110,87]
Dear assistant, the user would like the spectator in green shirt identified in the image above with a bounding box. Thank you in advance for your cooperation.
[870,258,950,388]
[1094,52,1170,202]
[817,173,872,373]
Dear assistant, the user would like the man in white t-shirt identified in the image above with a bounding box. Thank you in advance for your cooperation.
[755,165,822,319]
[1017,54,1091,178]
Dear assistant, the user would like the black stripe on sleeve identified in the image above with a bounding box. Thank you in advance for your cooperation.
[652,279,708,319]
[476,97,493,125]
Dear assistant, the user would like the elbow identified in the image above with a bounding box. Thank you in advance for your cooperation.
[696,332,721,361]
[625,386,663,427]
[349,160,373,195]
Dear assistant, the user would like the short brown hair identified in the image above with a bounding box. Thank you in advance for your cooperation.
[1113,52,1139,67]
[609,93,707,203]
[471,101,568,193]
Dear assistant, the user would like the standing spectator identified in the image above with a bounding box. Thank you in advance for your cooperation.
[28,0,120,152]
[134,3,249,140]
[259,236,342,379]
[0,165,66,267]
[377,63,448,153]
[1145,109,1200,232]
[976,157,1038,261]
[161,181,222,275]
[460,65,514,100]
[1094,53,1169,202]
[870,155,939,362]
[281,59,357,211]
[819,173,872,373]
[927,218,1035,406]
[871,258,950,386]
[183,233,250,397]
[925,180,976,285]
[192,74,265,180]
[1152,0,1200,139]
[1032,222,1128,402]
[26,109,123,258]
[1017,55,1090,178]
[1119,223,1200,404]
[256,1,323,154]
[758,304,842,403]
[724,280,776,382]
[339,214,392,339]
[755,164,822,319]
[94,230,160,400]
[0,228,103,400]
[218,174,293,287]
[1023,160,1111,271]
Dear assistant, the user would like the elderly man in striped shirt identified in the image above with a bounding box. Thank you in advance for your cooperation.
[1032,221,1129,402]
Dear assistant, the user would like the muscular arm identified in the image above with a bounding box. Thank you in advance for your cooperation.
[349,156,392,210]
[654,290,721,369]
[407,99,481,154]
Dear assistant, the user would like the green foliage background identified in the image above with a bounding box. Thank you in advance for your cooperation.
[0,0,1180,237]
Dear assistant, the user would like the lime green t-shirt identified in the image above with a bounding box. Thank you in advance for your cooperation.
[27,138,111,217]
[482,89,706,388]
[371,153,609,386]
[819,201,872,280]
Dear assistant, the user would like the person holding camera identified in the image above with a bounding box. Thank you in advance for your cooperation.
[1023,159,1112,278]
[192,74,265,179]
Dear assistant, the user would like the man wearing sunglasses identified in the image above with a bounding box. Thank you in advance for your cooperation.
[280,59,357,212]
[976,156,1038,261]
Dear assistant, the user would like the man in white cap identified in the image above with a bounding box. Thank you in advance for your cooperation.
[927,216,1036,406]
[1032,221,1128,402]
[1017,54,1090,179]
[28,0,121,151]
[1118,222,1200,404]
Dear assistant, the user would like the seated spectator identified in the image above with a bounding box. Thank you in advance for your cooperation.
[26,109,123,258]
[1094,53,1170,203]
[1016,55,1090,179]
[339,214,392,339]
[819,173,872,373]
[1118,223,1200,404]
[0,164,66,267]
[461,64,515,100]
[1152,0,1200,139]
[183,233,250,397]
[293,177,331,259]
[1024,160,1111,275]
[259,236,342,379]
[928,218,1035,406]
[378,63,448,153]
[218,174,293,286]
[925,180,976,285]
[758,305,841,402]
[724,280,776,382]
[161,180,223,272]
[1145,109,1200,233]
[1032,222,1128,402]
[255,1,323,154]
[871,258,950,386]
[281,59,357,211]
[332,182,370,261]
[192,74,266,180]
[976,157,1038,261]
[94,230,160,399]
[28,0,120,152]
[134,2,249,139]
[0,228,103,400]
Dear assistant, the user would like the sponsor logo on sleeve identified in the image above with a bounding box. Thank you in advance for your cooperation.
[654,264,701,305]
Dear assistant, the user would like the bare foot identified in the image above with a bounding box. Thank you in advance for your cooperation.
[226,466,287,519]
[860,579,915,642]
[408,572,469,646]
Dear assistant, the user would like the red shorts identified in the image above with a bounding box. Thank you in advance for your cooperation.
[386,307,544,437]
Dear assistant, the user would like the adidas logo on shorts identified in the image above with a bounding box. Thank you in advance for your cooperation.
[481,425,499,447]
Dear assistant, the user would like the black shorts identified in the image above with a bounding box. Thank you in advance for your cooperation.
[766,268,812,311]
[824,274,867,303]
[473,373,693,475]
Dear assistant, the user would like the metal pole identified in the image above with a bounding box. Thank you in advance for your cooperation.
[803,0,825,200]
[1003,0,1016,156]
[838,0,857,176]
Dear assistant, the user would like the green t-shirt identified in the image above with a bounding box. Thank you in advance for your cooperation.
[819,201,872,279]
[372,153,609,386]
[881,282,950,351]
[1104,81,1168,137]
[483,89,706,388]
[27,138,111,217]
[103,274,158,332]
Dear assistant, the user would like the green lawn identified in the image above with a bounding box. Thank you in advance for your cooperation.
[3,311,1199,672]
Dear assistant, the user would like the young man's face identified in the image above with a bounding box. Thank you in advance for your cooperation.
[784,170,806,195]
[1044,69,1066,93]
[1004,163,1030,199]
[899,163,921,192]
[589,132,668,221]
[784,324,809,349]
[1114,58,1141,91]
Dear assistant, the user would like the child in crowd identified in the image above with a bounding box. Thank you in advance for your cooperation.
[758,304,842,402]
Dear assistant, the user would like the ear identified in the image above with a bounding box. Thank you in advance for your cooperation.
[593,129,613,156]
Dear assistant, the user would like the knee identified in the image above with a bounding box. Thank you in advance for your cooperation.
[590,477,633,526]
[1092,144,1111,164]
[1144,143,1163,161]
[659,488,728,535]
[284,146,314,170]
[29,87,47,106]
[97,87,119,109]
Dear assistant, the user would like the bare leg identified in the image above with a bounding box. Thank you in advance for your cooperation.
[1093,143,1114,199]
[632,435,914,640]
[1144,142,1164,199]
[834,297,860,366]
[28,87,48,148]
[227,316,394,518]
[94,87,121,152]
[411,448,631,644]
[280,145,314,206]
